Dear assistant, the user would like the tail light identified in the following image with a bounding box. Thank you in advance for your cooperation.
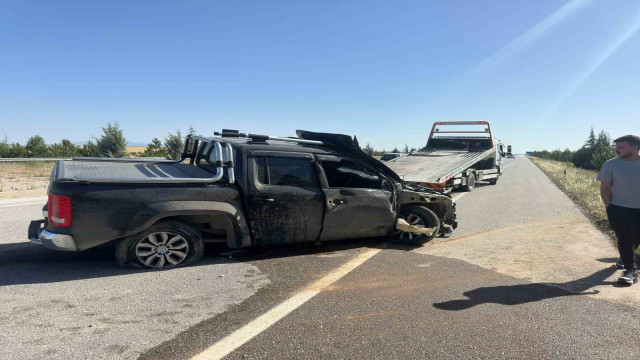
[48,194,72,227]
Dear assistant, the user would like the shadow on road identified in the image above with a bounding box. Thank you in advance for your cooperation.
[0,242,244,287]
[433,265,620,311]
[0,237,399,287]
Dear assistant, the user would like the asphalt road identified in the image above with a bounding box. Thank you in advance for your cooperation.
[0,199,270,359]
[2,156,638,359]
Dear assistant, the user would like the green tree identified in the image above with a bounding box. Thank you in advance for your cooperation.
[572,147,594,169]
[584,127,596,149]
[141,138,168,158]
[0,135,9,157]
[362,143,374,156]
[591,143,615,170]
[165,130,184,160]
[561,148,574,162]
[78,140,100,157]
[96,122,127,158]
[392,147,400,153]
[590,130,615,170]
[403,144,409,153]
[376,148,386,157]
[7,143,27,158]
[49,139,78,157]
[25,135,51,157]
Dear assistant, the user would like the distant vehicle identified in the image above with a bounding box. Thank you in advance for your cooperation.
[29,130,457,269]
[506,145,515,158]
[380,153,405,162]
[385,121,504,193]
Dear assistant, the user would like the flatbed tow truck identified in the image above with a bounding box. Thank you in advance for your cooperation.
[385,121,503,193]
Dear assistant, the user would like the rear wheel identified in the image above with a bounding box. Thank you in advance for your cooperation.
[392,205,440,245]
[116,220,204,269]
[462,173,476,192]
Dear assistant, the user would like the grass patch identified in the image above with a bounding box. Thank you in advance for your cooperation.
[529,157,614,238]
[0,162,55,194]
[0,161,56,178]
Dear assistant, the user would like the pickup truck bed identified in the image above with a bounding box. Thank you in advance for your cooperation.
[386,148,494,183]
[56,161,214,182]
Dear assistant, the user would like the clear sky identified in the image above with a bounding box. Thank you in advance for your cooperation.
[1,0,639,152]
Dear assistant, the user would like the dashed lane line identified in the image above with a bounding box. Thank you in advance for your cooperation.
[190,247,384,360]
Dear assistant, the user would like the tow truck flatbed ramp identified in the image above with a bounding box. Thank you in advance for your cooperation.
[387,148,494,183]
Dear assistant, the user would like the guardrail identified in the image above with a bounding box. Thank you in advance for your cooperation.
[0,157,166,162]
[0,158,70,162]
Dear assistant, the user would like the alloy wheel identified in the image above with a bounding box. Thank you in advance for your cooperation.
[135,232,190,269]
[398,213,426,240]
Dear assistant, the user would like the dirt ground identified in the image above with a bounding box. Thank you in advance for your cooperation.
[0,162,54,196]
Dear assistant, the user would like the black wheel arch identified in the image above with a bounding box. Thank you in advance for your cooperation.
[124,201,252,248]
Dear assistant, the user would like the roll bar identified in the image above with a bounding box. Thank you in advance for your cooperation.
[213,130,324,146]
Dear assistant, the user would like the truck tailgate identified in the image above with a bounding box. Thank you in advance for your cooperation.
[385,149,493,183]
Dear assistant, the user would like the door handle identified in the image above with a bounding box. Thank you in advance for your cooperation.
[331,199,345,205]
[258,197,275,202]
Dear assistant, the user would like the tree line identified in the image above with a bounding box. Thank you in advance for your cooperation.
[530,128,616,170]
[362,143,416,156]
[0,122,192,160]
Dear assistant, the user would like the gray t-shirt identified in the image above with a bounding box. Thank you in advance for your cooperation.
[597,157,640,209]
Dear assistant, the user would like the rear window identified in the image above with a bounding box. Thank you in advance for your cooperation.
[255,157,314,187]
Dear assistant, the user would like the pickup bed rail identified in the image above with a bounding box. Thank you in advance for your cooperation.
[55,135,235,184]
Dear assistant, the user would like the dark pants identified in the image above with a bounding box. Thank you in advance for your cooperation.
[607,204,640,271]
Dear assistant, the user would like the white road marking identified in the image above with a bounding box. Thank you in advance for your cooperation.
[190,247,384,360]
[451,192,468,202]
[501,160,516,171]
[0,201,47,208]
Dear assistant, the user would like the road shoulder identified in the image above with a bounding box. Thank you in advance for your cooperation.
[413,157,640,307]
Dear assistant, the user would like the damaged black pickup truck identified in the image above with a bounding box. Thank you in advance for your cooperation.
[29,130,457,269]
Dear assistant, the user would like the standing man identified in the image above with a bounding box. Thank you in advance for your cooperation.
[598,135,640,285]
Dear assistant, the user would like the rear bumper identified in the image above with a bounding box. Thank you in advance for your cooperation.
[28,220,78,251]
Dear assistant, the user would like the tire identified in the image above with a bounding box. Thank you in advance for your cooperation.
[392,205,441,246]
[488,166,500,185]
[116,220,204,269]
[462,173,476,192]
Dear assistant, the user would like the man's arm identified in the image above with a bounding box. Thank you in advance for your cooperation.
[600,180,612,207]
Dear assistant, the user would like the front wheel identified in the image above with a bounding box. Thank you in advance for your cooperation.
[116,220,204,269]
[392,205,441,246]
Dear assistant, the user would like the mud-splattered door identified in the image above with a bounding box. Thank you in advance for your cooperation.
[316,156,397,241]
[246,154,324,245]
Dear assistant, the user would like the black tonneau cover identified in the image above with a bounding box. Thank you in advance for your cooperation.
[55,161,214,182]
